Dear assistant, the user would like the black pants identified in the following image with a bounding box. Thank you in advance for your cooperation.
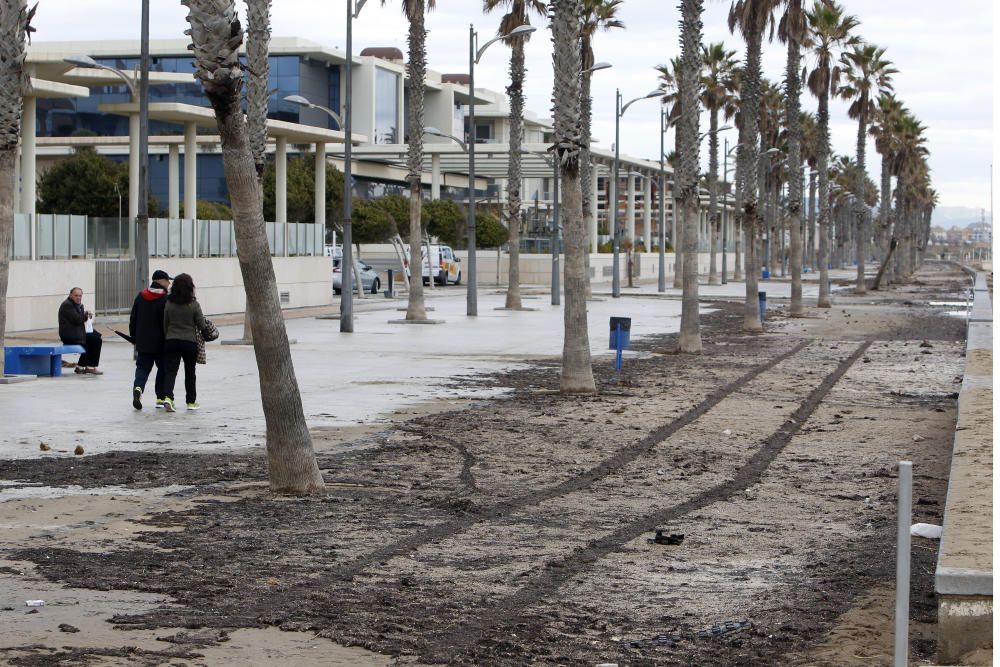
[163,339,198,404]
[64,331,102,368]
[134,352,165,399]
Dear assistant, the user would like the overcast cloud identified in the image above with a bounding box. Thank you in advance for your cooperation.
[33,0,994,214]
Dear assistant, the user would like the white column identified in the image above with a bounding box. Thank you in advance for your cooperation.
[20,95,36,216]
[431,153,441,200]
[625,174,636,242]
[276,135,288,256]
[314,142,326,234]
[642,175,652,252]
[13,142,20,214]
[183,122,198,257]
[168,144,180,219]
[128,112,139,226]
[590,166,599,252]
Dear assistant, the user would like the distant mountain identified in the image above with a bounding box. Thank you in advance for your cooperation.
[932,206,991,228]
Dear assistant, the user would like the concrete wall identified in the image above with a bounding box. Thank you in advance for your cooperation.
[4,257,332,334]
[357,244,736,288]
[935,268,993,663]
[6,260,95,333]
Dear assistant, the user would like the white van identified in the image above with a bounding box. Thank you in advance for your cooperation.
[405,244,461,286]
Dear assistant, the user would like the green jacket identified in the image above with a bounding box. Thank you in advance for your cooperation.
[163,299,207,344]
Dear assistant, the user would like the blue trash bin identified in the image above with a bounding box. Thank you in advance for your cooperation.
[758,291,767,322]
[609,317,632,350]
[762,267,770,280]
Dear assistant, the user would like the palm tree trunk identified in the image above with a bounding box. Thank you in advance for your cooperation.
[808,171,817,269]
[733,165,743,280]
[672,126,683,290]
[552,0,594,394]
[785,31,804,315]
[707,107,720,285]
[740,21,764,331]
[184,0,323,494]
[0,149,14,375]
[580,51,595,299]
[878,156,891,280]
[0,0,29,376]
[854,101,867,293]
[504,34,525,310]
[677,0,703,352]
[816,87,832,308]
[405,2,427,320]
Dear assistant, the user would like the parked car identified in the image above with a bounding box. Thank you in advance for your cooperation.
[404,244,461,286]
[332,250,381,294]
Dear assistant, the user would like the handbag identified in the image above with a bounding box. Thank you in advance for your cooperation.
[195,319,219,365]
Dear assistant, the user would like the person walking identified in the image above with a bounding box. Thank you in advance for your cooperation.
[128,270,171,410]
[58,287,103,375]
[161,273,206,412]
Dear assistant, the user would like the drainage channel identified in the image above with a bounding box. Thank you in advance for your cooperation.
[432,337,874,658]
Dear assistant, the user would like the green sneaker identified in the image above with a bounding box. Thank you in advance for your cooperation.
[155,399,165,409]
[163,398,176,413]
[133,387,143,410]
[186,402,200,411]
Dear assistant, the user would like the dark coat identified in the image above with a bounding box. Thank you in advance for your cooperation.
[58,298,87,345]
[129,285,169,354]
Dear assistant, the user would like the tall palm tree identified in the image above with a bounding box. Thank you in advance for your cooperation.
[383,0,436,321]
[799,110,818,267]
[182,0,324,494]
[228,0,272,346]
[581,0,624,265]
[805,0,858,307]
[655,57,683,289]
[729,0,782,331]
[0,0,33,376]
[778,0,807,315]
[892,111,928,277]
[552,0,595,394]
[759,78,784,277]
[484,0,546,310]
[701,42,739,286]
[838,42,895,293]
[869,93,904,283]
[678,0,705,353]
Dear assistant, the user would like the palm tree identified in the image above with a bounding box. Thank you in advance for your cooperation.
[892,111,928,277]
[805,0,859,307]
[228,0,272,346]
[581,0,624,261]
[552,0,595,393]
[383,0,436,321]
[759,78,784,277]
[182,0,324,494]
[729,0,782,331]
[677,0,705,353]
[655,57,683,289]
[484,0,546,310]
[838,42,895,293]
[0,0,33,376]
[799,110,818,267]
[869,93,904,284]
[778,0,807,315]
[701,42,739,286]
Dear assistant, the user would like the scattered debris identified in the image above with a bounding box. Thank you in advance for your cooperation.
[623,633,683,649]
[911,435,925,442]
[910,523,943,539]
[919,339,933,348]
[650,530,684,545]
[74,445,85,456]
[58,623,80,633]
[25,600,45,607]
[696,619,751,639]
[38,442,50,451]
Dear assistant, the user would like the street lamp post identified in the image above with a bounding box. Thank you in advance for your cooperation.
[64,50,147,289]
[722,139,738,283]
[467,23,536,317]
[612,88,660,298]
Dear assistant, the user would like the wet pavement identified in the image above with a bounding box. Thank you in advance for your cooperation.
[0,271,848,461]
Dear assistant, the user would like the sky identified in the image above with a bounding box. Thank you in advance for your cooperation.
[33,0,995,219]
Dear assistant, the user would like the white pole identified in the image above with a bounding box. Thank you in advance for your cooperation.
[894,460,913,667]
[183,122,198,257]
[315,142,326,242]
[276,135,288,255]
[168,144,180,220]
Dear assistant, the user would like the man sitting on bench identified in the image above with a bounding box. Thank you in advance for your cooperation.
[58,287,103,375]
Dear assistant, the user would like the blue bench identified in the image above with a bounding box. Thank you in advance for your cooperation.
[4,345,86,377]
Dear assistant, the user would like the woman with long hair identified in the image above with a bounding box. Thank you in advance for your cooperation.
[161,273,206,412]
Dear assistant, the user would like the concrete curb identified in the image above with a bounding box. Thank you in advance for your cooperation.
[934,268,993,662]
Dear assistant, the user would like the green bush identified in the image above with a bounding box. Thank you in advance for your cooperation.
[424,199,464,246]
[475,212,508,249]
[351,199,395,244]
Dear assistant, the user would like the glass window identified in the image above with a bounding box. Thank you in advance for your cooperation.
[374,68,398,144]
